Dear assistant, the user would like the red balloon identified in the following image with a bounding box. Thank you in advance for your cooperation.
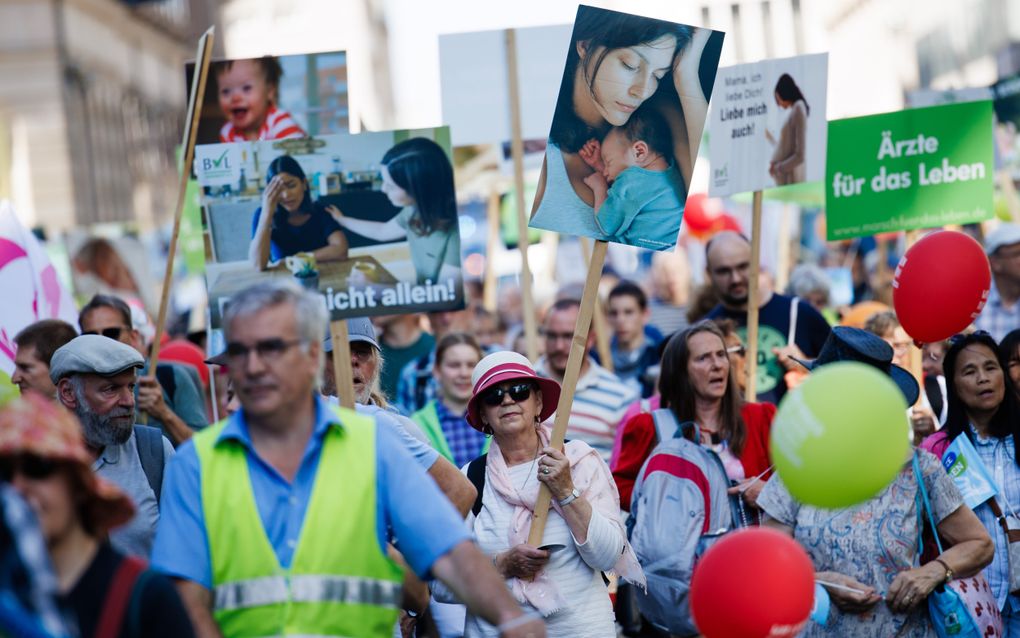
[893,231,991,343]
[690,528,814,638]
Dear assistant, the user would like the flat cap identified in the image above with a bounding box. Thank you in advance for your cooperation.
[49,335,145,383]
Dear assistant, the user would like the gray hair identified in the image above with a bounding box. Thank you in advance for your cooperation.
[223,279,328,385]
[788,263,831,299]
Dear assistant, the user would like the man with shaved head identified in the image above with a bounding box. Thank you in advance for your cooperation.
[704,231,830,403]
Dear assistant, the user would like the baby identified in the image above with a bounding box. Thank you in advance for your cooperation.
[214,57,305,142]
[580,107,686,250]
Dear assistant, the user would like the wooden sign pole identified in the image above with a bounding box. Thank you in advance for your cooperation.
[579,237,613,372]
[527,240,607,545]
[505,29,539,363]
[744,191,763,403]
[143,28,214,426]
[483,187,501,313]
[330,320,357,409]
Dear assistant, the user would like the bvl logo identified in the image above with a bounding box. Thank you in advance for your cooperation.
[202,149,231,172]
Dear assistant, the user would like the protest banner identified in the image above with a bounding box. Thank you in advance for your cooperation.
[440,24,570,361]
[523,5,723,543]
[186,50,350,146]
[195,128,464,408]
[529,5,723,253]
[0,201,79,378]
[709,53,828,197]
[825,101,995,240]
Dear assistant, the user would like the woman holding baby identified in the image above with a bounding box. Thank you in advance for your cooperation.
[529,7,721,247]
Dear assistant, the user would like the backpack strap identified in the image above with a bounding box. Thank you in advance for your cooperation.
[413,354,432,411]
[133,426,165,506]
[788,296,800,347]
[95,555,146,638]
[651,409,699,444]
[467,454,487,517]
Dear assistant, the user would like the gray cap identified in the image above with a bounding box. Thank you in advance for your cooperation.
[985,223,1020,256]
[323,317,379,353]
[49,335,145,383]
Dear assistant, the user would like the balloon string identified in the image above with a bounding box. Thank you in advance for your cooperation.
[738,465,774,493]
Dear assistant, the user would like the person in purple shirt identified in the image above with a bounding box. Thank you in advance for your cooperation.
[151,279,543,638]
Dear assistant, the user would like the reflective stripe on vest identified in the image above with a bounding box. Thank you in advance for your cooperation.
[194,406,403,637]
[214,574,402,612]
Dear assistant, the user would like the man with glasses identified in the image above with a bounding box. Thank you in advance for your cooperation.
[704,231,830,404]
[49,334,175,558]
[976,223,1020,341]
[152,280,544,638]
[79,295,207,444]
[536,298,637,462]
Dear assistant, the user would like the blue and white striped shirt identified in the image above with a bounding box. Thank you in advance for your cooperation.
[969,426,1020,611]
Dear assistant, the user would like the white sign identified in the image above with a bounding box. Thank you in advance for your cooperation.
[709,53,828,196]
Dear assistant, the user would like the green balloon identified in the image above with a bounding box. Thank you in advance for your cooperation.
[0,371,18,408]
[770,362,911,508]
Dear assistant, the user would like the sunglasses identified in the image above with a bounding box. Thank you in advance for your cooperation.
[481,382,535,407]
[0,455,60,482]
[82,326,126,340]
[726,345,746,357]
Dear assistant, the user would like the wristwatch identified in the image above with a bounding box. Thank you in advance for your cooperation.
[934,558,954,583]
[558,488,581,507]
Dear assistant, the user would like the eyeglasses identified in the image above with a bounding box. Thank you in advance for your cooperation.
[726,345,746,357]
[224,338,303,364]
[82,326,128,340]
[481,382,535,406]
[0,455,60,482]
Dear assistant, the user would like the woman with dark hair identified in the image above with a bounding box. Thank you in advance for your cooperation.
[328,138,460,284]
[766,73,809,185]
[530,7,720,239]
[249,155,349,270]
[1000,328,1020,400]
[612,320,776,508]
[922,330,1020,633]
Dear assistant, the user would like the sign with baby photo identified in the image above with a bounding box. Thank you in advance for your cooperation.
[193,128,465,327]
[709,53,828,197]
[185,50,350,146]
[825,101,994,240]
[527,5,724,251]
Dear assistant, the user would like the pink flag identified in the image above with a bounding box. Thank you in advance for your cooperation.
[0,201,79,374]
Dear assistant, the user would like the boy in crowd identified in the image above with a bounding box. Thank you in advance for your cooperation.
[595,281,661,398]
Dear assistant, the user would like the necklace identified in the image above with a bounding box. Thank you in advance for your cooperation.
[519,438,542,492]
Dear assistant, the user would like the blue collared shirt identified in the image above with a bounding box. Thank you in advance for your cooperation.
[969,426,1020,611]
[151,395,469,589]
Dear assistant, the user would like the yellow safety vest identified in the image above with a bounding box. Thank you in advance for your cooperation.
[193,406,404,637]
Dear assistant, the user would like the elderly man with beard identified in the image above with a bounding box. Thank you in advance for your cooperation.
[50,335,174,558]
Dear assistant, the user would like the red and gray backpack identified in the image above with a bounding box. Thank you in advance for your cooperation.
[626,409,740,636]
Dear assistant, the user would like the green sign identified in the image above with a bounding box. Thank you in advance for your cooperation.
[825,101,994,240]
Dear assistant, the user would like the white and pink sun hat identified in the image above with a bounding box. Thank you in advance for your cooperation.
[466,351,561,431]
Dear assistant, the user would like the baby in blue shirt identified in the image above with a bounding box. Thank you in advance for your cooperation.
[580,107,687,250]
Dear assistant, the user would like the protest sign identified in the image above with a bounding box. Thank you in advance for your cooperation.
[0,201,79,376]
[941,434,997,510]
[194,128,465,328]
[825,101,995,241]
[710,53,828,197]
[528,5,724,251]
[186,50,350,145]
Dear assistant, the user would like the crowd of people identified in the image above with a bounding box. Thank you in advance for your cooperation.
[1,223,1020,638]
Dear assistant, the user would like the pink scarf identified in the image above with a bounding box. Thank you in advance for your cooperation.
[485,425,646,615]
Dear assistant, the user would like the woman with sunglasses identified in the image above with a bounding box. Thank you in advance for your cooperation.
[436,351,643,636]
[921,330,1020,633]
[0,393,194,638]
[613,320,776,510]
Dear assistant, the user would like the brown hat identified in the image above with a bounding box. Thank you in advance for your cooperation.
[0,393,135,534]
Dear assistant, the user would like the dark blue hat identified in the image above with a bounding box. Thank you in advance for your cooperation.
[793,326,920,405]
